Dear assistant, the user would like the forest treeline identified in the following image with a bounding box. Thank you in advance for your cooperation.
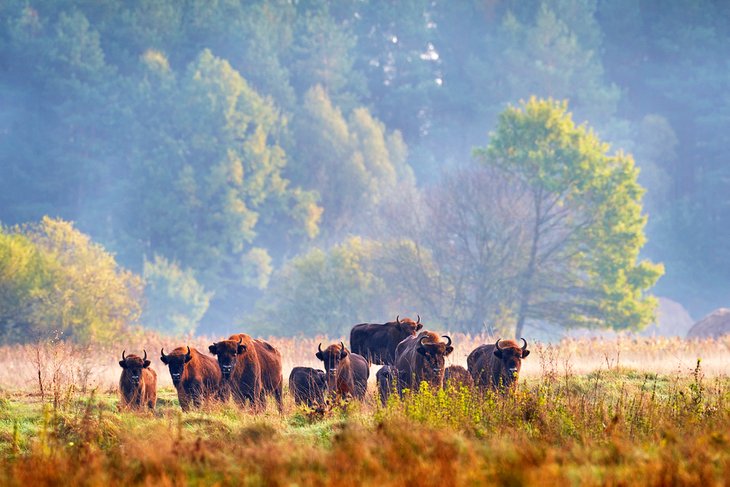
[0,0,725,340]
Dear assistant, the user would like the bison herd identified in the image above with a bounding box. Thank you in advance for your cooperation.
[118,317,530,411]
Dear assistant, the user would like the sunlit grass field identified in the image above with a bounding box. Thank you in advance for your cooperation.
[0,335,728,486]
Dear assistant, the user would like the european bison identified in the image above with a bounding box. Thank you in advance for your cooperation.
[209,333,283,411]
[394,331,453,393]
[376,365,397,405]
[350,315,423,365]
[443,365,474,389]
[467,338,530,391]
[289,367,327,407]
[316,342,369,400]
[160,346,222,411]
[118,350,157,411]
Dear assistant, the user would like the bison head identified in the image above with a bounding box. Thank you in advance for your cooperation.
[396,314,423,335]
[209,338,246,380]
[160,346,192,385]
[316,342,348,389]
[416,335,454,381]
[119,350,150,386]
[493,338,530,385]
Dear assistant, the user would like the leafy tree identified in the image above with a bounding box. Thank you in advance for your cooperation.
[1,217,143,343]
[289,85,413,240]
[141,255,211,336]
[123,50,320,311]
[0,229,54,342]
[250,237,388,336]
[475,98,663,337]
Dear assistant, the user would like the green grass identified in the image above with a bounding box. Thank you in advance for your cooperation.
[0,366,728,486]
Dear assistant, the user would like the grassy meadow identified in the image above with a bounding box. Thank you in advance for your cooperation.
[0,334,728,486]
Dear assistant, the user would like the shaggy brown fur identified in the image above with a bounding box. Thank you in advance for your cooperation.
[118,351,157,411]
[160,346,222,411]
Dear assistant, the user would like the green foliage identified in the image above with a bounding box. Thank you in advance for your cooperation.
[141,255,211,336]
[290,86,413,239]
[0,217,142,343]
[0,230,54,341]
[250,237,388,336]
[475,98,663,335]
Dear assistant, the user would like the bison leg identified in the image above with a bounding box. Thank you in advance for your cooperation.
[273,387,283,413]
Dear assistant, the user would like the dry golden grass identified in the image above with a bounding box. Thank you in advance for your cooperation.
[0,332,727,393]
[0,335,727,486]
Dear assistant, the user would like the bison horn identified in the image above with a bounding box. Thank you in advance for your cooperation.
[419,336,427,347]
[521,338,528,351]
[160,348,167,359]
[121,350,126,361]
[318,342,323,353]
[142,349,147,361]
[396,315,400,324]
[237,337,243,345]
[417,314,421,324]
[442,335,452,347]
[340,341,346,352]
[186,346,191,360]
[495,338,502,351]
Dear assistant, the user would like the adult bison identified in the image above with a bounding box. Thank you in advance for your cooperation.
[376,365,397,406]
[118,350,157,411]
[316,342,369,400]
[209,333,283,412]
[443,365,474,389]
[160,346,222,411]
[394,331,453,393]
[350,315,423,365]
[289,367,327,407]
[467,338,530,391]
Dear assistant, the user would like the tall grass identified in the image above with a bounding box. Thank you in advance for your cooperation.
[0,335,728,485]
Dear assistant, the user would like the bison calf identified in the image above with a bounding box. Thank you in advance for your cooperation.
[160,346,222,411]
[316,342,369,400]
[443,365,474,389]
[467,338,530,391]
[376,365,397,406]
[289,367,327,407]
[118,350,157,411]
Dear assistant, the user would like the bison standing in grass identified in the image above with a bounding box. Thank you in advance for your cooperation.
[467,338,530,391]
[350,315,423,365]
[443,365,474,389]
[394,331,453,394]
[316,342,369,400]
[118,350,157,411]
[289,367,327,407]
[209,333,283,412]
[160,346,222,411]
[376,365,397,405]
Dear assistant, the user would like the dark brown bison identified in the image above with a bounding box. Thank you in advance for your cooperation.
[209,333,283,411]
[118,350,157,411]
[316,342,369,400]
[289,367,327,407]
[467,338,530,391]
[160,346,222,411]
[443,365,474,389]
[394,331,453,393]
[350,315,424,365]
[209,334,263,410]
[376,365,397,405]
